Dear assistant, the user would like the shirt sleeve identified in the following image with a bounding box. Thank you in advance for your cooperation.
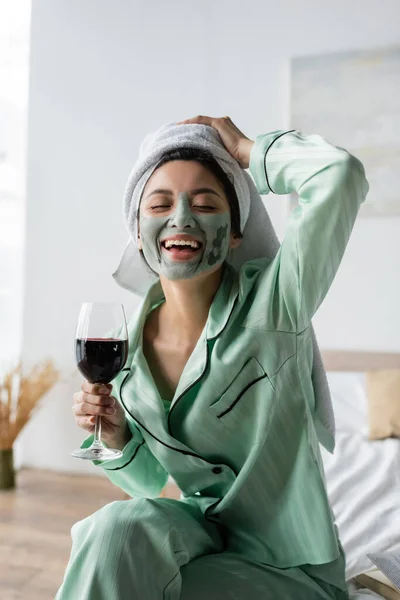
[80,419,169,498]
[249,129,369,333]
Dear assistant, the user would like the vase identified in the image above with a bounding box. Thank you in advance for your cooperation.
[0,448,15,490]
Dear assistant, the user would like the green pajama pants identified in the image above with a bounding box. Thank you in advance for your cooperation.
[55,497,349,600]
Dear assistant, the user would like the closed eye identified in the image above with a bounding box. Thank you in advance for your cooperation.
[149,203,217,212]
[193,205,216,211]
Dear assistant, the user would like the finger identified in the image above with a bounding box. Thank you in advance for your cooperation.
[76,392,115,407]
[73,401,117,417]
[76,416,96,432]
[76,415,119,438]
[81,381,113,395]
[73,391,82,405]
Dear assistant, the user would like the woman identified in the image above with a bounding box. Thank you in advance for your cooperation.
[57,116,369,599]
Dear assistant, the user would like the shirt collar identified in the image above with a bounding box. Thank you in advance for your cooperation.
[206,262,239,339]
[129,261,239,352]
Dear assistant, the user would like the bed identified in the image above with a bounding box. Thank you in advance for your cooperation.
[321,351,400,599]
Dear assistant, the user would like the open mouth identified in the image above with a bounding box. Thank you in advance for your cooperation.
[160,238,203,254]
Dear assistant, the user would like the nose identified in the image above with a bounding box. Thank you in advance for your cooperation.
[168,194,196,229]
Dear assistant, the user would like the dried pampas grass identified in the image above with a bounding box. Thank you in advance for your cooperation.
[0,360,59,450]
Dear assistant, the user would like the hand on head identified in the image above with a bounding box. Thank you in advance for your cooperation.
[176,116,254,169]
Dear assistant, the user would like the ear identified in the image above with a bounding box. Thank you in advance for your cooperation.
[229,233,242,250]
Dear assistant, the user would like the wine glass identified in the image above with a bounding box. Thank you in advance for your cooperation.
[71,302,128,461]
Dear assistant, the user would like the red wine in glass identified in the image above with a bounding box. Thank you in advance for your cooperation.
[76,338,128,384]
[71,302,128,461]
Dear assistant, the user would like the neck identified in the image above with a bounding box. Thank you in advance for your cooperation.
[157,266,223,345]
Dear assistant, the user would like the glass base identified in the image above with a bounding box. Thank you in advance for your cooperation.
[71,446,123,461]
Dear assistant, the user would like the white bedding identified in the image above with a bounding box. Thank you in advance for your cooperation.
[321,373,400,597]
[348,583,383,598]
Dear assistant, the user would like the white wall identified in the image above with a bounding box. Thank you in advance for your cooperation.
[18,0,400,473]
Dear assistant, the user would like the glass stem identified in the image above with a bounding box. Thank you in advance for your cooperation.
[93,416,103,446]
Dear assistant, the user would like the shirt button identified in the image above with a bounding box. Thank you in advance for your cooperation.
[212,466,222,474]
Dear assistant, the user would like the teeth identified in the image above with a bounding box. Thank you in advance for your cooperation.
[164,239,200,249]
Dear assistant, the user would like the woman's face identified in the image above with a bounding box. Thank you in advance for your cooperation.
[138,160,241,281]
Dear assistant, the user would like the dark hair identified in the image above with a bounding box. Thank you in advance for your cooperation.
[136,147,243,275]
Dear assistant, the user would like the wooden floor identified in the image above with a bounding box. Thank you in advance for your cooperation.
[0,469,134,599]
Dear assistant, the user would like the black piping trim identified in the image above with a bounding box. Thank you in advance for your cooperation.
[263,130,296,194]
[167,294,239,436]
[296,324,311,336]
[119,369,212,460]
[103,440,145,471]
[119,363,239,477]
[167,343,210,436]
[217,374,267,418]
[204,498,222,522]
[163,570,180,596]
[208,291,239,342]
[98,368,140,471]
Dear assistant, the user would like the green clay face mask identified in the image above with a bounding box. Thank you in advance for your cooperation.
[139,193,231,280]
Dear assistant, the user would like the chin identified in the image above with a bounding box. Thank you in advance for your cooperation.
[160,263,224,285]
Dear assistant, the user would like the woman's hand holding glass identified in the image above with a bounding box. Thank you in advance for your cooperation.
[72,382,131,451]
[71,302,129,461]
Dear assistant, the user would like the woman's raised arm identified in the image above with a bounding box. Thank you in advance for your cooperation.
[249,129,369,332]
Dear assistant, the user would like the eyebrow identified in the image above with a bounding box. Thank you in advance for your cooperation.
[145,187,222,200]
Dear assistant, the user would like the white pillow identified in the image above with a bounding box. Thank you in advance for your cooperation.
[321,373,400,581]
[327,372,369,435]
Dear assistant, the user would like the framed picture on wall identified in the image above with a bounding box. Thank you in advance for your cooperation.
[289,46,400,218]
